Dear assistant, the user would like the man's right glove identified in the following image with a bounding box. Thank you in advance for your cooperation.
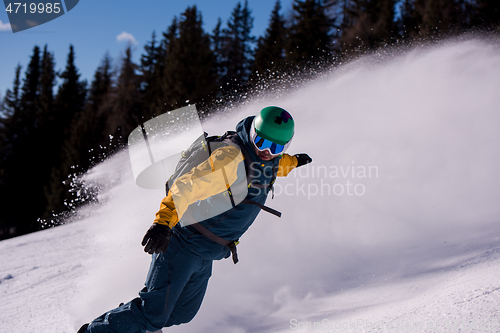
[141,223,172,254]
[295,153,312,167]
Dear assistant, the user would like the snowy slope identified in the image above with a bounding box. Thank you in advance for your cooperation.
[1,38,500,333]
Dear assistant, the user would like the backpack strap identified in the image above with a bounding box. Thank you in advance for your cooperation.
[190,223,239,264]
[221,132,281,217]
[222,132,255,185]
[240,199,281,217]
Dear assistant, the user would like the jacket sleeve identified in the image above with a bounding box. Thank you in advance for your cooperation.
[276,153,298,177]
[154,145,244,228]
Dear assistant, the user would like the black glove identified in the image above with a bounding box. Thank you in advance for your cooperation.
[294,153,312,167]
[141,223,172,254]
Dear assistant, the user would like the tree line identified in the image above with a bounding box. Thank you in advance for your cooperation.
[0,0,498,240]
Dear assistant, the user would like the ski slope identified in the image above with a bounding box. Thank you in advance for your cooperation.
[1,37,500,333]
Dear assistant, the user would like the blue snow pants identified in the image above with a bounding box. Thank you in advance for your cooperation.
[87,235,213,333]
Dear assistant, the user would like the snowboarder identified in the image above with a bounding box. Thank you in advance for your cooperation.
[78,106,312,333]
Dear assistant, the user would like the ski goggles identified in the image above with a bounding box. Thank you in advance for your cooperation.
[250,125,292,156]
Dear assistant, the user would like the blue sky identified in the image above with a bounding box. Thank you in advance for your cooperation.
[0,0,295,102]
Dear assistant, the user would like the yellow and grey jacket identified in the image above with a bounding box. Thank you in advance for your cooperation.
[154,116,298,260]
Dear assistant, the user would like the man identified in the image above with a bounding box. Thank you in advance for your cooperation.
[78,106,312,333]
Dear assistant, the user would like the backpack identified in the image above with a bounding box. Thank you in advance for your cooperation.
[165,131,281,263]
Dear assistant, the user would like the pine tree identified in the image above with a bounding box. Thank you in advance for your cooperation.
[240,0,255,73]
[145,18,178,117]
[68,54,114,173]
[453,0,477,30]
[374,0,396,42]
[54,45,87,131]
[36,45,58,199]
[399,0,420,38]
[162,6,217,112]
[19,46,41,125]
[87,54,114,118]
[141,32,159,83]
[220,1,256,96]
[39,46,56,126]
[474,0,500,29]
[139,32,164,120]
[339,0,396,52]
[251,0,288,82]
[2,65,22,118]
[409,0,461,38]
[211,18,224,93]
[45,45,87,219]
[0,65,22,239]
[326,0,357,42]
[0,47,44,237]
[106,46,141,146]
[36,45,58,216]
[286,0,333,66]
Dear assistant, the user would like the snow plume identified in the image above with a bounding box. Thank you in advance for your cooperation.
[2,37,500,333]
[69,150,162,326]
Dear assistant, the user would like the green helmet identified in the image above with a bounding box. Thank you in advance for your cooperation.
[253,106,294,145]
